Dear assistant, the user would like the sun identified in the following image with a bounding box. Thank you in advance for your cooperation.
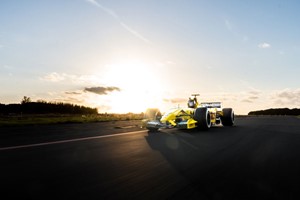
[100,61,165,113]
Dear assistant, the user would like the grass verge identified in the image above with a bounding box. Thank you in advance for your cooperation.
[0,113,144,127]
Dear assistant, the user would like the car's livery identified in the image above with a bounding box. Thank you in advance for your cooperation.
[143,94,234,131]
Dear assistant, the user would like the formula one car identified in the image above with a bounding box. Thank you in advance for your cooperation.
[142,94,234,131]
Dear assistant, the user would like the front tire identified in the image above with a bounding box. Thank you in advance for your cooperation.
[221,108,234,126]
[144,108,161,120]
[141,108,161,129]
[147,127,159,132]
[194,107,211,130]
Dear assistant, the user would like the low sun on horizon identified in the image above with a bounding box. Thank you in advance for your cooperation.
[89,61,167,114]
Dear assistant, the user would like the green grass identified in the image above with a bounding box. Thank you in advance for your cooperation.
[0,113,144,127]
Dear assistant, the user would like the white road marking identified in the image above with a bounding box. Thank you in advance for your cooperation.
[0,130,146,151]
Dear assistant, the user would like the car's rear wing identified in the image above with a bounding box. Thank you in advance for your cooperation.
[200,102,222,108]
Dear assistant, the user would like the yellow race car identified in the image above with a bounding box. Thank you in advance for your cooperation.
[143,94,234,131]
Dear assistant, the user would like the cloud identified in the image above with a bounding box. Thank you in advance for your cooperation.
[64,88,113,112]
[35,91,85,105]
[212,92,235,102]
[59,97,85,104]
[65,91,82,95]
[277,89,300,99]
[258,42,271,49]
[85,0,119,19]
[240,88,261,104]
[248,96,259,100]
[272,88,300,107]
[163,98,187,104]
[120,22,151,44]
[155,61,176,67]
[40,72,102,85]
[241,99,253,103]
[41,72,67,82]
[85,0,151,44]
[248,88,261,95]
[84,86,120,95]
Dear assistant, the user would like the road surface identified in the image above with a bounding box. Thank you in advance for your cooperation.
[1,116,300,199]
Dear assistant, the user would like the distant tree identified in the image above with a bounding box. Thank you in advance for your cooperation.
[37,99,47,103]
[248,108,300,116]
[1,98,98,115]
[21,96,31,104]
[0,103,6,114]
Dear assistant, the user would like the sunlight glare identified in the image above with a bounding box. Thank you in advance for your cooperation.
[101,61,165,113]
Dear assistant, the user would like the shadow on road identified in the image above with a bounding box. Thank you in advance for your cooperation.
[144,122,300,200]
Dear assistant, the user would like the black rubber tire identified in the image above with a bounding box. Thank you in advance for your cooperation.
[221,108,234,126]
[194,107,211,130]
[144,108,161,120]
[144,108,161,131]
[147,127,159,132]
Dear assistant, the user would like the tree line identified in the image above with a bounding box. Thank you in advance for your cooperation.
[248,108,300,116]
[0,97,97,115]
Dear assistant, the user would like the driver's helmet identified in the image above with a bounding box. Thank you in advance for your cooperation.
[187,98,195,108]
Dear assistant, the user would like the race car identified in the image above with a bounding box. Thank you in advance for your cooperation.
[142,94,234,131]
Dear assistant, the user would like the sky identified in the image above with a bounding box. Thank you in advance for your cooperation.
[1,0,300,114]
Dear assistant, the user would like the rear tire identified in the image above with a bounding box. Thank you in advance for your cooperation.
[194,107,211,130]
[221,108,234,126]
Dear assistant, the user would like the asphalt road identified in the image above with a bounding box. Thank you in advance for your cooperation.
[1,116,300,200]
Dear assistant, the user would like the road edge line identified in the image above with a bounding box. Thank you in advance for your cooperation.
[0,130,146,151]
